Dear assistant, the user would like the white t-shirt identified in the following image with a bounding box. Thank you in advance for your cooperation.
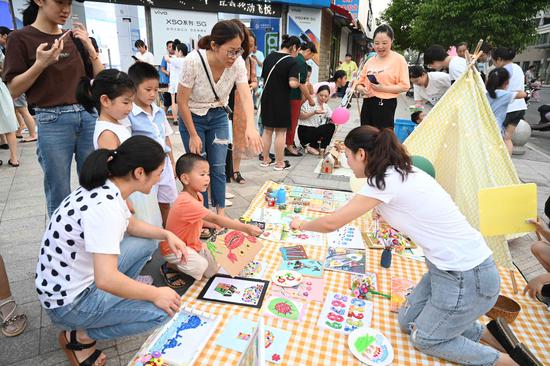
[168,57,185,94]
[413,72,451,105]
[179,49,248,116]
[35,179,131,309]
[504,63,527,113]
[299,99,332,128]
[358,167,492,271]
[135,51,156,66]
[93,119,132,149]
[448,56,468,81]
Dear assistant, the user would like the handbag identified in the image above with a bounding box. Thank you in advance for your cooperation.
[197,50,232,115]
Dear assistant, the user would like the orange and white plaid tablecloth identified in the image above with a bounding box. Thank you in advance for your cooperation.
[147,181,550,365]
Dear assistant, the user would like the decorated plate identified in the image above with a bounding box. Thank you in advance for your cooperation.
[271,270,303,287]
[348,327,394,366]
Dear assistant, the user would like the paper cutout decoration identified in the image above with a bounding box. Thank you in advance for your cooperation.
[217,316,292,364]
[327,225,365,249]
[133,307,220,366]
[271,270,303,287]
[207,229,263,277]
[478,183,537,236]
[363,224,416,250]
[350,272,378,299]
[390,277,415,313]
[263,296,306,321]
[271,277,325,302]
[280,259,323,278]
[219,261,269,279]
[348,327,394,365]
[317,292,374,334]
[280,245,308,260]
[324,247,366,275]
[238,318,265,366]
[198,275,269,308]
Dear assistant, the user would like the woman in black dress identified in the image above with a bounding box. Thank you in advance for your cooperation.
[260,35,301,171]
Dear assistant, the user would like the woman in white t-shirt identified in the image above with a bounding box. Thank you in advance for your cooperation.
[290,127,518,366]
[177,20,262,216]
[36,136,188,366]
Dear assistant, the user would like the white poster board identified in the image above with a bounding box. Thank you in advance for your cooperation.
[150,8,218,64]
[287,6,322,84]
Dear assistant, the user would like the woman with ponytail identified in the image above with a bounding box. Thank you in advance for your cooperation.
[35,136,188,366]
[2,0,104,217]
[485,67,527,153]
[291,126,518,366]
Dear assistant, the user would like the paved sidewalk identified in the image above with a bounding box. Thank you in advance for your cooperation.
[0,95,548,365]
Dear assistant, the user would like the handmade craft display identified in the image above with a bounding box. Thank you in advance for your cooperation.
[238,318,265,366]
[324,247,366,275]
[239,217,267,231]
[219,261,269,279]
[327,225,365,249]
[280,259,324,278]
[132,307,220,366]
[390,277,416,313]
[317,292,374,334]
[350,273,379,300]
[270,276,325,302]
[364,223,416,250]
[217,316,292,364]
[263,296,306,321]
[271,270,303,287]
[197,275,269,308]
[281,228,325,246]
[279,245,308,260]
[348,327,394,366]
[207,229,263,277]
[251,208,283,224]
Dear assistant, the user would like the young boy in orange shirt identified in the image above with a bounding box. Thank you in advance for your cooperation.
[160,153,263,286]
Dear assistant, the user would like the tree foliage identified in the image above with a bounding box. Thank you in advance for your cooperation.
[381,0,548,52]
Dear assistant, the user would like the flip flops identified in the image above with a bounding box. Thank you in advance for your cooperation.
[160,262,187,289]
[0,298,27,337]
[58,330,105,366]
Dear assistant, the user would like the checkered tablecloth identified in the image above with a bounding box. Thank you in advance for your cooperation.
[145,181,550,365]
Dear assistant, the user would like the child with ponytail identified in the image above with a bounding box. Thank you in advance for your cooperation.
[290,126,519,366]
[485,67,527,154]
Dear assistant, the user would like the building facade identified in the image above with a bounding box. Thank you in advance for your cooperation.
[514,10,550,83]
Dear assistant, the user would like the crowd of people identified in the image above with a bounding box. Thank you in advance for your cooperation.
[0,1,549,365]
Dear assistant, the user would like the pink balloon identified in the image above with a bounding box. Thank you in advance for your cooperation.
[332,107,350,125]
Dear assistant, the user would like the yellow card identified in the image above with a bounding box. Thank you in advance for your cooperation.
[478,183,537,236]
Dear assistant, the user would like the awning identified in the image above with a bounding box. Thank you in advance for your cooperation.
[272,0,331,8]
[330,3,353,23]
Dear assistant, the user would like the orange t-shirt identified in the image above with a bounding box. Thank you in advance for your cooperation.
[160,191,210,255]
[358,51,410,100]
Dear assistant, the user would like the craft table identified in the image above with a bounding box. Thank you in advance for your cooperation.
[141,181,550,365]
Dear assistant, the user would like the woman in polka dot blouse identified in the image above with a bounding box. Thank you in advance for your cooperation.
[35,136,189,366]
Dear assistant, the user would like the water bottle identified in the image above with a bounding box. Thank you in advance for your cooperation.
[380,248,392,268]
[276,187,286,205]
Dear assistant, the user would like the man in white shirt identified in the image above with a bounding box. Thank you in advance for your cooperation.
[409,65,451,106]
[134,39,156,66]
[424,44,468,83]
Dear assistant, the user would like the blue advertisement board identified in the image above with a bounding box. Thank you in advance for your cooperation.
[250,18,280,57]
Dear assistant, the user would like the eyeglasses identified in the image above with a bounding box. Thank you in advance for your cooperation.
[227,48,244,59]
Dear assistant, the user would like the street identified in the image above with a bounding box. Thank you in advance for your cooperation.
[525,86,550,157]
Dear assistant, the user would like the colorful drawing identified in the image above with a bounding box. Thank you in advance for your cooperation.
[348,327,394,365]
[364,224,416,250]
[280,259,323,278]
[270,277,324,302]
[263,296,305,321]
[327,225,365,250]
[317,292,374,334]
[324,247,366,275]
[350,272,379,299]
[238,318,265,366]
[220,261,269,279]
[390,277,415,313]
[198,275,269,308]
[271,270,303,287]
[279,245,308,261]
[133,307,220,366]
[207,229,263,277]
[251,207,282,224]
[217,316,292,364]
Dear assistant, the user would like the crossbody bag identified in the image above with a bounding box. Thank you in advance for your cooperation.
[197,50,232,115]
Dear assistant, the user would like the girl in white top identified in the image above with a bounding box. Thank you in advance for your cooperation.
[36,136,188,366]
[298,84,335,155]
[290,127,517,366]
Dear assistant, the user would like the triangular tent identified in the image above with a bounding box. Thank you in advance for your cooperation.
[404,68,520,268]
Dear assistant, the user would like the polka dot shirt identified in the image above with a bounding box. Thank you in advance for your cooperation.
[35,179,131,309]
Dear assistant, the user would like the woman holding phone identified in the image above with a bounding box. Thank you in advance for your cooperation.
[356,25,409,129]
[3,0,104,217]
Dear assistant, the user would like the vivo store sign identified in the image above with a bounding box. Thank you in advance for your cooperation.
[150,8,218,63]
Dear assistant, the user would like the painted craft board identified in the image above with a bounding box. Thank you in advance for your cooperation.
[207,229,263,277]
[478,183,537,236]
[280,259,323,278]
[133,307,220,366]
[279,245,308,261]
[281,228,325,247]
[363,225,416,250]
[390,277,415,313]
[327,225,365,249]
[317,292,374,334]
[324,247,366,275]
[216,316,292,364]
[262,296,306,322]
[219,261,269,279]
[348,327,394,366]
[197,275,269,308]
[270,277,324,302]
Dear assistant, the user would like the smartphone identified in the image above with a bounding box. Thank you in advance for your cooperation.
[367,74,379,84]
[131,55,138,61]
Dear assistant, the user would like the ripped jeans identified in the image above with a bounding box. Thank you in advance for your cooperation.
[179,107,229,208]
[397,257,501,366]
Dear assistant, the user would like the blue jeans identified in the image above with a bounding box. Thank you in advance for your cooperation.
[398,257,501,365]
[179,107,229,208]
[46,236,168,340]
[35,105,97,216]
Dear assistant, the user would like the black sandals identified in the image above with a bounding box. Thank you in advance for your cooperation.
[58,330,105,366]
[486,318,544,366]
